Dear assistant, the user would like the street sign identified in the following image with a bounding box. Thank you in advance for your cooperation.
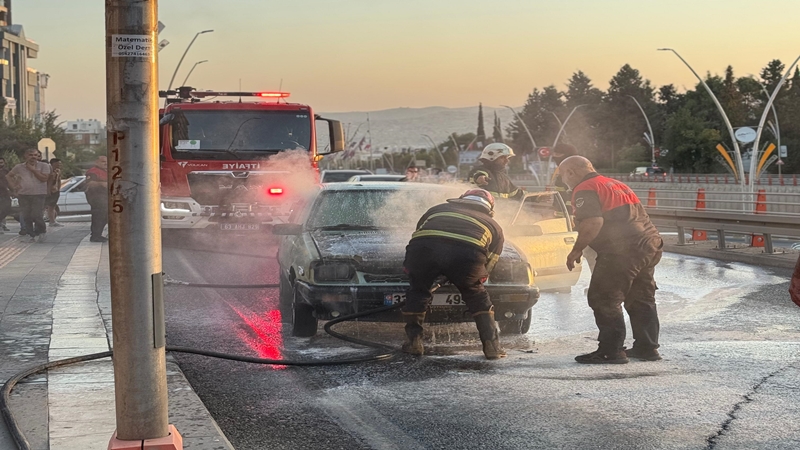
[777,159,785,165]
[447,165,458,174]
[538,147,551,158]
[780,145,788,158]
[38,138,56,160]
[734,127,757,143]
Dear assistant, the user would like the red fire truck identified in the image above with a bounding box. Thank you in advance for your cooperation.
[157,87,344,231]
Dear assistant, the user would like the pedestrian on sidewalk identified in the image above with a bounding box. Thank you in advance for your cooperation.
[0,157,11,233]
[559,156,664,364]
[85,155,108,242]
[5,149,51,242]
[46,158,64,228]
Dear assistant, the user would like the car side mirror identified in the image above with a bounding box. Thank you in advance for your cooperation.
[272,223,303,235]
[159,113,174,126]
[315,117,345,155]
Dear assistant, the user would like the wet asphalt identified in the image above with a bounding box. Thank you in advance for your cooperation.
[162,233,800,450]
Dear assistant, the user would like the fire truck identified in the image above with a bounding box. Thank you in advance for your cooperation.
[157,87,345,231]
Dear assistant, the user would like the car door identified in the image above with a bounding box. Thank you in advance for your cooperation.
[506,192,581,292]
[61,177,89,214]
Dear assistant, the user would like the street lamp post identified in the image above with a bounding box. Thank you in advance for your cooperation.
[658,48,746,189]
[747,54,800,193]
[500,105,541,185]
[165,29,213,94]
[547,104,586,181]
[181,60,208,87]
[628,95,656,165]
[422,134,448,170]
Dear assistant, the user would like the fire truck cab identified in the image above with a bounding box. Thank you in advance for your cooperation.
[158,87,345,231]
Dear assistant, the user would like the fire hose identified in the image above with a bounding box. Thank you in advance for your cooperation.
[1,276,449,450]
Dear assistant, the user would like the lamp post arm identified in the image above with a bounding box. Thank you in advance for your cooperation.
[167,33,200,92]
[660,48,745,187]
[547,104,586,179]
[501,105,537,157]
[423,134,447,169]
[628,95,656,164]
[749,54,800,189]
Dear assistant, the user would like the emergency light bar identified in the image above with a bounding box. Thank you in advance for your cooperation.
[158,87,290,100]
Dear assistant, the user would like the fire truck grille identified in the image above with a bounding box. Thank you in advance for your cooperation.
[187,173,275,206]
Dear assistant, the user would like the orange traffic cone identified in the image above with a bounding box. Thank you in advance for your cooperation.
[647,188,656,208]
[692,230,708,241]
[750,235,765,247]
[695,188,706,211]
[755,189,767,214]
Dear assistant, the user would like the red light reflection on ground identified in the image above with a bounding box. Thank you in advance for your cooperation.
[226,301,286,369]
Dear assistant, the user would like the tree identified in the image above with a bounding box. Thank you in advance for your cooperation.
[564,70,602,107]
[492,111,503,143]
[476,103,485,141]
[760,59,786,95]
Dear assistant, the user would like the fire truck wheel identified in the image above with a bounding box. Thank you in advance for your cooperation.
[499,308,532,335]
[291,288,318,337]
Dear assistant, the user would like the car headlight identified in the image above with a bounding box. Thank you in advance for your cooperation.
[162,201,191,211]
[313,262,355,282]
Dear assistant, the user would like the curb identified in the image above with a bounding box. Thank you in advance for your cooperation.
[664,243,798,270]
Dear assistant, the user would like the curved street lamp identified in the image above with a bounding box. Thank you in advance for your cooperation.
[181,60,208,87]
[658,48,745,189]
[628,95,656,165]
[500,105,542,186]
[547,104,587,181]
[422,134,448,169]
[166,29,214,94]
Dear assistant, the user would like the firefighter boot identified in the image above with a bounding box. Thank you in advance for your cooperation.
[402,312,426,356]
[473,309,507,360]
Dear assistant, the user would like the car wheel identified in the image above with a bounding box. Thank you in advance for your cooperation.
[291,287,318,337]
[499,308,532,335]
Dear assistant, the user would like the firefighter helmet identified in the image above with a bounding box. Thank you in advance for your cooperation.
[479,143,515,161]
[459,189,495,212]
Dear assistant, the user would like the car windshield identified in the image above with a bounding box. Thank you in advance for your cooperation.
[307,188,456,230]
[169,110,312,157]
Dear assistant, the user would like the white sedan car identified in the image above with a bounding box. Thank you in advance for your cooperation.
[10,176,91,217]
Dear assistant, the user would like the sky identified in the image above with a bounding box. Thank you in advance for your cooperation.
[14,0,800,122]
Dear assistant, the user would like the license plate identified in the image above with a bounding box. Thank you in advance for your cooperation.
[219,223,260,231]
[384,293,466,306]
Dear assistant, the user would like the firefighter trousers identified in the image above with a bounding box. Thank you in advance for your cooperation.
[402,240,493,315]
[587,244,662,354]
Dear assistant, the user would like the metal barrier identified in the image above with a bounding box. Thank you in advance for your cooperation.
[512,173,800,186]
[634,187,800,216]
[646,208,800,254]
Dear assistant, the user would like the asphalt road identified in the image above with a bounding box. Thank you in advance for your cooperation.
[162,232,800,450]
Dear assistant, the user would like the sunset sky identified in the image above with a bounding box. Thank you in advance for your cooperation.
[15,0,800,121]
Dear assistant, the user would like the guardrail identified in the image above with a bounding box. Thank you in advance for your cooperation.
[512,173,800,186]
[645,208,800,254]
[637,187,800,216]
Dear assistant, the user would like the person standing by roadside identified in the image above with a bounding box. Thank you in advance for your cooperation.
[0,157,11,233]
[85,156,108,242]
[559,156,664,364]
[46,158,63,228]
[5,149,51,242]
[790,254,800,308]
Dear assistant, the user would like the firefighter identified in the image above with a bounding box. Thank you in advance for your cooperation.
[469,143,524,200]
[402,189,506,360]
[559,156,664,364]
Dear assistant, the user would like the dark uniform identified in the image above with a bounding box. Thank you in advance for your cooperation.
[572,173,663,358]
[469,161,523,200]
[402,195,506,359]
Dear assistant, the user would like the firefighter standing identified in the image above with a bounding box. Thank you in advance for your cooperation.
[469,143,524,200]
[559,156,663,364]
[402,189,506,360]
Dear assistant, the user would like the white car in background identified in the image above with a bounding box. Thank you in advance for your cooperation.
[10,176,91,218]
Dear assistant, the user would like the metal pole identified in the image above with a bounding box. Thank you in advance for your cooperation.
[628,95,656,165]
[548,104,586,182]
[165,29,213,101]
[422,134,447,169]
[106,0,170,441]
[748,54,800,193]
[180,59,208,87]
[658,48,746,189]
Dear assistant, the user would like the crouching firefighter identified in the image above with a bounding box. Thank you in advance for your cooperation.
[401,189,507,360]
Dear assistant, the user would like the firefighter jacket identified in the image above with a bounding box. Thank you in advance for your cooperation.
[469,161,523,200]
[571,173,661,255]
[411,200,505,272]
[549,166,571,208]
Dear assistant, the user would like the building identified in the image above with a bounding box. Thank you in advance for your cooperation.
[64,119,104,147]
[0,0,49,122]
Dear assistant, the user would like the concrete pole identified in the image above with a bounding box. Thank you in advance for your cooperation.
[628,95,656,165]
[106,0,170,442]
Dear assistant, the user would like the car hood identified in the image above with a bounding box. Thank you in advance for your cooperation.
[310,229,527,273]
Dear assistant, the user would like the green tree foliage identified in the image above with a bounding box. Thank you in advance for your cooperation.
[476,103,485,140]
[0,112,82,176]
[492,111,503,143]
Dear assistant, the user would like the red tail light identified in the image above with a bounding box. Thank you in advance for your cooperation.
[268,188,284,195]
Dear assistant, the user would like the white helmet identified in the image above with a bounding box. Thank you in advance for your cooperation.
[479,143,515,161]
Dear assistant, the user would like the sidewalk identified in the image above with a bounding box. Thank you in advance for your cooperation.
[0,223,233,450]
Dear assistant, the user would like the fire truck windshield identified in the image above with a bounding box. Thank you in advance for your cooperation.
[168,109,312,158]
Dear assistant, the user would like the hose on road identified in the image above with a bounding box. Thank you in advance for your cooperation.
[1,275,427,450]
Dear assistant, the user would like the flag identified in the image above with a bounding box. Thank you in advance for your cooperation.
[357,136,366,150]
